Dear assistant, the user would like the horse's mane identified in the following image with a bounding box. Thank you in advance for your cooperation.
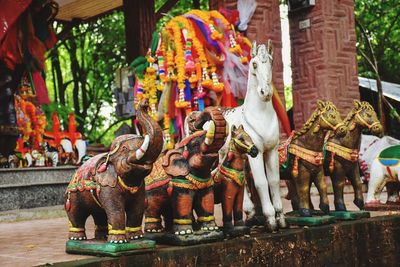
[293,101,337,139]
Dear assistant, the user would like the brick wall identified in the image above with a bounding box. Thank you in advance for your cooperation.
[289,0,359,128]
[210,0,285,105]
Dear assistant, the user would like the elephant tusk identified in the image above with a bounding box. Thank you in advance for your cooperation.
[136,135,150,160]
[205,121,215,146]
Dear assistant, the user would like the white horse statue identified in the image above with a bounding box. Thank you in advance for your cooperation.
[221,40,286,231]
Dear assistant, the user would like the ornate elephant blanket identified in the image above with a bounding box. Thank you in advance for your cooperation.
[66,153,106,193]
[378,145,400,167]
[145,157,170,191]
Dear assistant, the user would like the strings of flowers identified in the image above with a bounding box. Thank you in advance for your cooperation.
[131,10,251,148]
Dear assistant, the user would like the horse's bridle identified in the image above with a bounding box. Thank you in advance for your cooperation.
[232,137,253,153]
[355,111,380,130]
[319,111,344,132]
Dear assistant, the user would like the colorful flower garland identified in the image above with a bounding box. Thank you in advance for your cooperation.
[132,10,251,147]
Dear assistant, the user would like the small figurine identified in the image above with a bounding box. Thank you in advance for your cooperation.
[42,142,59,167]
[212,125,258,237]
[0,154,9,168]
[359,134,400,210]
[32,148,46,167]
[366,145,400,208]
[281,101,347,220]
[8,154,19,168]
[325,101,382,217]
[65,99,163,249]
[161,107,226,245]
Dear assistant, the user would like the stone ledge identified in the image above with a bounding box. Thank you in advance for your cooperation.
[0,166,76,187]
[50,215,400,267]
[0,167,76,211]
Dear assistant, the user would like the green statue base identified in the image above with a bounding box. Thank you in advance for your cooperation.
[163,230,224,246]
[285,211,335,226]
[330,211,370,220]
[65,239,156,257]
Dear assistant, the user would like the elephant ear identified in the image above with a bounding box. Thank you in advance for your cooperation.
[162,148,189,177]
[96,162,118,187]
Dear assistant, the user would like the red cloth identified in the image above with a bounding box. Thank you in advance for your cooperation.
[32,71,50,104]
[0,0,32,43]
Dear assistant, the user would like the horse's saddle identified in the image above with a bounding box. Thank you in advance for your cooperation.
[378,145,400,167]
[278,132,294,168]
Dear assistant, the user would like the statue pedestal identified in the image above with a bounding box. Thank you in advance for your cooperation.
[162,230,224,246]
[65,239,155,257]
[365,202,400,211]
[330,211,370,220]
[285,211,335,226]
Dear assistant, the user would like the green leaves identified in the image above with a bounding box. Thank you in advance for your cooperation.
[355,0,400,83]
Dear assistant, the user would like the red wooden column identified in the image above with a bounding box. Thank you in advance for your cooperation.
[209,0,285,106]
[289,1,359,128]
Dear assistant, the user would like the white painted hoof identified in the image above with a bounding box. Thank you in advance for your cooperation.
[179,230,186,235]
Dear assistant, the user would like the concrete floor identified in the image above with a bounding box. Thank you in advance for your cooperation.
[0,192,397,267]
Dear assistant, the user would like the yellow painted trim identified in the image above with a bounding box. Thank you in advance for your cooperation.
[68,220,85,232]
[197,216,215,222]
[126,226,142,232]
[108,224,126,235]
[69,227,85,232]
[118,176,141,194]
[145,217,162,223]
[109,229,126,235]
[173,218,192,225]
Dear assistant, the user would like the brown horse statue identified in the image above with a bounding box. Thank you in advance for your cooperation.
[213,125,258,237]
[281,100,347,217]
[324,100,383,211]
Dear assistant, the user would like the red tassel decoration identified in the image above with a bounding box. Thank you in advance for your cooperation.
[167,186,173,197]
[97,163,107,173]
[183,149,189,160]
[292,156,299,178]
[65,198,71,211]
[228,151,234,162]
[329,153,335,173]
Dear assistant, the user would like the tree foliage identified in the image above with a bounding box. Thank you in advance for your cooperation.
[46,12,127,145]
[355,0,400,83]
[45,1,209,146]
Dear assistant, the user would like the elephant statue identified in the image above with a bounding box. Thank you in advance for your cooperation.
[65,99,163,243]
[366,145,400,205]
[143,155,172,236]
[212,125,258,237]
[161,106,227,244]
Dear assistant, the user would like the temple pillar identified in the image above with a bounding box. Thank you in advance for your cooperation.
[289,0,359,128]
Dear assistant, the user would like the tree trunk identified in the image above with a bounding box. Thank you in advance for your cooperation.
[52,47,65,105]
[67,36,83,131]
[376,75,386,133]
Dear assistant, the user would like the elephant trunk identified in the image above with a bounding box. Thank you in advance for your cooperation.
[136,99,163,163]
